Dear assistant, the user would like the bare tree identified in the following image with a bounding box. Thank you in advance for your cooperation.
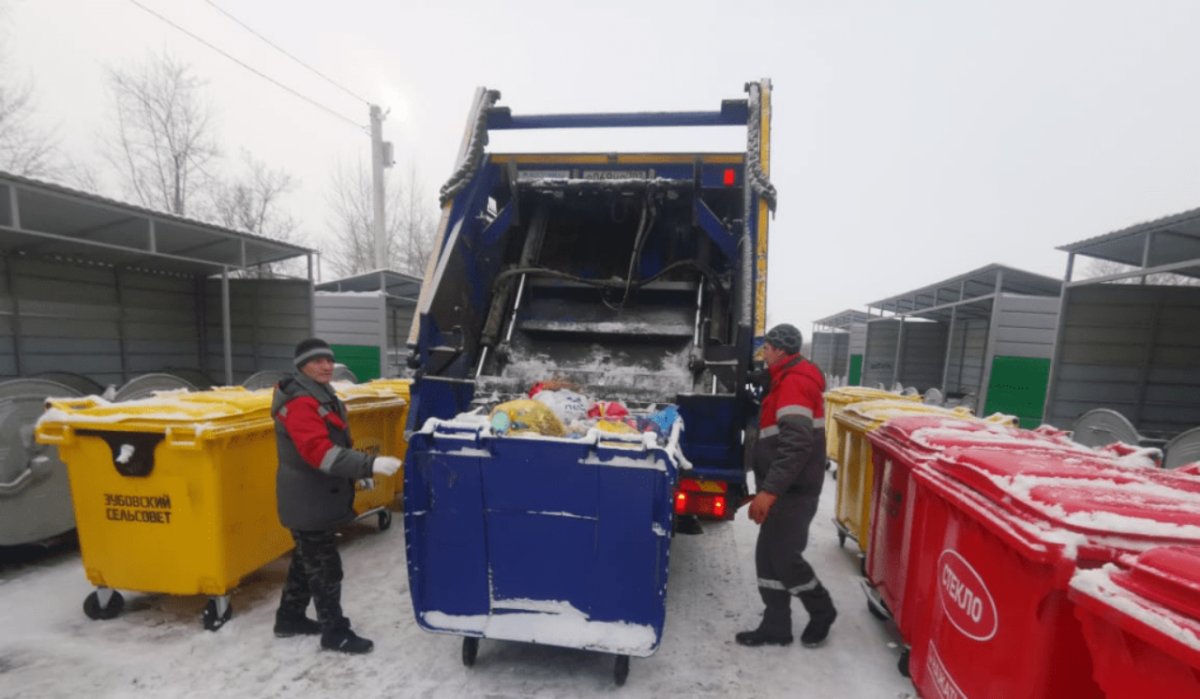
[204,150,307,278]
[1081,257,1200,286]
[101,51,220,216]
[0,6,59,178]
[323,160,436,278]
[395,161,438,276]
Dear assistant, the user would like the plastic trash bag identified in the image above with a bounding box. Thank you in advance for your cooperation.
[489,399,566,437]
[533,388,591,423]
[588,401,629,419]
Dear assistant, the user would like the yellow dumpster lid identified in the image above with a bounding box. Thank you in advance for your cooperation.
[824,387,917,405]
[359,378,412,399]
[834,398,973,432]
[333,381,409,410]
[36,387,275,441]
[835,398,1015,432]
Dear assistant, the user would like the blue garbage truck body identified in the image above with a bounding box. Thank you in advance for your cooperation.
[404,80,777,521]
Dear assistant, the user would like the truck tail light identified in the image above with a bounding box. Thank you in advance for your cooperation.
[674,479,729,518]
[723,168,736,186]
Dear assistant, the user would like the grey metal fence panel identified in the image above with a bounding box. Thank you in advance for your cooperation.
[1044,283,1200,439]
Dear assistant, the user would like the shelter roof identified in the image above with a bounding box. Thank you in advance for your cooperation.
[315,269,422,302]
[812,309,870,331]
[1058,206,1200,280]
[0,170,313,276]
[865,263,1062,322]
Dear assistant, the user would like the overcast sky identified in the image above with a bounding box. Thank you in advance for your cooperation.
[7,0,1200,336]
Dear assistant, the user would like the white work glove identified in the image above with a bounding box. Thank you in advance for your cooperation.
[373,456,402,476]
[357,478,375,490]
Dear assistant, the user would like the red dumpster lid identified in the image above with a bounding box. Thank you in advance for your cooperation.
[874,415,1165,466]
[1068,551,1200,667]
[870,415,1090,455]
[929,444,1200,544]
[869,415,1200,549]
[1111,546,1200,621]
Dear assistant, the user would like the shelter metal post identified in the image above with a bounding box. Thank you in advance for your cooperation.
[222,268,233,386]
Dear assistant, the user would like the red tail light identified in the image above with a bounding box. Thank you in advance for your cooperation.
[674,479,729,518]
[723,168,736,186]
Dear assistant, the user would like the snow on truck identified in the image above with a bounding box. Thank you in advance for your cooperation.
[404,79,777,524]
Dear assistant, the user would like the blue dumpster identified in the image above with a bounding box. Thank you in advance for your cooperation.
[404,414,682,685]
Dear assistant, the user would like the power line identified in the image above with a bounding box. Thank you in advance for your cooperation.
[203,0,371,106]
[127,0,366,133]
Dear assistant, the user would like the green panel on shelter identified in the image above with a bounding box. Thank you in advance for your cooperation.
[331,344,381,381]
[848,354,863,386]
[984,355,1051,428]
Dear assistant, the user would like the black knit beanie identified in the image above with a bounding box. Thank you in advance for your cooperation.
[765,323,803,355]
[294,337,335,369]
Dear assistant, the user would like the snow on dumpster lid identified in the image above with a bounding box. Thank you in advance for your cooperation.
[39,387,273,426]
[870,415,1200,550]
[934,439,1200,544]
[1113,546,1200,622]
[835,399,1003,433]
[1070,551,1200,661]
[824,386,914,405]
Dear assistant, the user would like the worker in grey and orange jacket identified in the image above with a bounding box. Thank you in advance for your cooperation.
[736,323,838,649]
[271,337,402,654]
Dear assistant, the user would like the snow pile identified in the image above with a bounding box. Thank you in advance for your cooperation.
[424,599,660,656]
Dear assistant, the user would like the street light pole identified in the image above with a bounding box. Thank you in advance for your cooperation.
[369,104,393,270]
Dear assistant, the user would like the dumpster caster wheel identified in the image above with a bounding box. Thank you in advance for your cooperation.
[377,510,393,531]
[837,531,847,548]
[898,648,911,678]
[868,598,889,621]
[83,590,124,620]
[462,637,479,667]
[201,597,232,631]
[614,655,630,686]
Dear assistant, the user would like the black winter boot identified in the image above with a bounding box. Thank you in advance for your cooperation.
[274,612,322,638]
[735,627,794,647]
[736,589,793,647]
[798,582,838,648]
[321,628,374,654]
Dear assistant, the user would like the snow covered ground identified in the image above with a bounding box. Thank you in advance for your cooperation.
[0,466,918,699]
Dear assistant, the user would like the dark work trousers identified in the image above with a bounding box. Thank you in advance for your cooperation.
[278,529,349,633]
[753,493,832,635]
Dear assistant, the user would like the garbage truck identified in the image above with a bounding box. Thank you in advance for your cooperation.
[400,80,776,681]
[404,79,776,522]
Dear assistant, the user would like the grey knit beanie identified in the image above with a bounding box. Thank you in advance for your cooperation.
[294,337,335,369]
[765,323,802,355]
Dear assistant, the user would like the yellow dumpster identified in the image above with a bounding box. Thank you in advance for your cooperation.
[831,399,1015,554]
[337,380,410,529]
[823,387,917,463]
[34,387,289,630]
[35,381,411,631]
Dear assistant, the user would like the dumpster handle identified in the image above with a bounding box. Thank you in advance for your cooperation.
[0,455,55,496]
[34,422,70,444]
[76,430,167,478]
[665,421,691,472]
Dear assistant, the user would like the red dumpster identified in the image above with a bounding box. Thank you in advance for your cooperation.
[863,415,1036,639]
[1069,546,1200,699]
[864,415,1200,698]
